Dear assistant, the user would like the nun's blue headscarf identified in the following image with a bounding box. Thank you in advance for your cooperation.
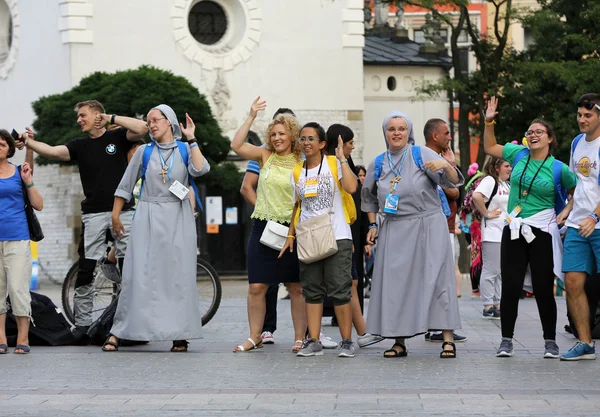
[148,104,182,142]
[382,110,415,147]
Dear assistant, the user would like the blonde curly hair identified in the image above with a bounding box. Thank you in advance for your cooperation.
[265,113,302,160]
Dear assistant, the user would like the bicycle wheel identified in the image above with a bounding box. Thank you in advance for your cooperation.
[196,259,222,325]
[61,261,119,325]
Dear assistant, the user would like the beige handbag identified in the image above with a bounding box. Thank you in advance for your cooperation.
[295,176,338,264]
[259,157,289,251]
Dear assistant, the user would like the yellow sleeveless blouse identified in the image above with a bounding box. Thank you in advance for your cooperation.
[251,153,300,224]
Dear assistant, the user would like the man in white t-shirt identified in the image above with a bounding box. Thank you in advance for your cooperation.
[560,93,600,361]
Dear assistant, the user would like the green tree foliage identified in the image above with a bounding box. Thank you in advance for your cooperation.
[495,0,600,163]
[31,65,242,192]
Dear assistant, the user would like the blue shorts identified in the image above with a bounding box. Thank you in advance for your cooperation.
[562,227,600,275]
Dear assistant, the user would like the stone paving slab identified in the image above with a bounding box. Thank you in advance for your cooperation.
[1,280,599,416]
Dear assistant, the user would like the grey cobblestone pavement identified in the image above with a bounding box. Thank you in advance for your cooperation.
[2,278,600,416]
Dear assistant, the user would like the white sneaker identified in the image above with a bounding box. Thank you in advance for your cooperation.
[261,331,274,344]
[357,333,385,348]
[320,333,338,349]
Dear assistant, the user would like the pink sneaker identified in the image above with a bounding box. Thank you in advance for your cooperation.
[261,331,275,344]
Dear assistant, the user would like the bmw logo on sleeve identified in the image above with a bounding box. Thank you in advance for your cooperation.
[106,144,117,155]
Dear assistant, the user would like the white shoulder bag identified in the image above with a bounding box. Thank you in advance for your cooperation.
[295,167,338,264]
[259,157,290,251]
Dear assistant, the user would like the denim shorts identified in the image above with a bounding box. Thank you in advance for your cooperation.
[563,227,600,275]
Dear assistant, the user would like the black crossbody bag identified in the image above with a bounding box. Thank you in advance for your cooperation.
[18,165,44,242]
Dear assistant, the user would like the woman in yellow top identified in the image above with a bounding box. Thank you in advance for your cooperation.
[231,97,306,352]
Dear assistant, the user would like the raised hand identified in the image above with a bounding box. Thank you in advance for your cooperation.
[20,162,33,183]
[335,135,345,161]
[94,113,110,129]
[441,148,456,166]
[179,113,196,140]
[485,96,499,122]
[249,96,266,119]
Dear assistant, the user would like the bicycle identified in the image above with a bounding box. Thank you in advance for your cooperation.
[61,244,222,327]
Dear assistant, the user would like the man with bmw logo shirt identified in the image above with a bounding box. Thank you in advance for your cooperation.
[17,100,148,337]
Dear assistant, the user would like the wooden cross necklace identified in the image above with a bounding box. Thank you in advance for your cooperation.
[158,148,176,184]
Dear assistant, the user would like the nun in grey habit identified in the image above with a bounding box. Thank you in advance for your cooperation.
[362,111,464,358]
[104,104,210,352]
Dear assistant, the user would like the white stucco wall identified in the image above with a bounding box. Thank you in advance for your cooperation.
[0,0,71,153]
[363,65,449,165]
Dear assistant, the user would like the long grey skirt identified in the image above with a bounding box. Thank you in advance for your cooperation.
[366,209,462,338]
[110,197,203,341]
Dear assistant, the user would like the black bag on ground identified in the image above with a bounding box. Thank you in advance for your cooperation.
[6,292,76,346]
[87,294,119,346]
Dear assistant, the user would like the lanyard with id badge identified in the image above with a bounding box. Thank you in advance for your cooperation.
[303,157,324,199]
[383,149,408,214]
[158,147,190,201]
[505,154,549,226]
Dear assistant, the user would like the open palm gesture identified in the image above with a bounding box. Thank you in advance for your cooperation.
[485,96,499,122]
[335,136,345,161]
[180,113,196,140]
[249,96,266,119]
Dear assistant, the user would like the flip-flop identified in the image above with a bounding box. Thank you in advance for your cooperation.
[233,337,263,353]
[0,344,8,354]
[14,344,30,354]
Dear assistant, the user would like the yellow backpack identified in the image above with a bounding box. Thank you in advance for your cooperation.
[292,155,357,226]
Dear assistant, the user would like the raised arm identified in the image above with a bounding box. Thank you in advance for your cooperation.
[230,97,270,164]
[335,136,358,194]
[17,127,70,161]
[483,96,504,159]
[179,113,208,176]
[95,113,149,141]
[20,162,43,211]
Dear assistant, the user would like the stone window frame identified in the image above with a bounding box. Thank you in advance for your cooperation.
[0,0,19,79]
[171,0,262,71]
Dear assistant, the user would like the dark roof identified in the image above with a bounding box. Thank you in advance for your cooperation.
[363,35,452,69]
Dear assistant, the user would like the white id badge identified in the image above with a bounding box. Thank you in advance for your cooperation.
[169,180,190,200]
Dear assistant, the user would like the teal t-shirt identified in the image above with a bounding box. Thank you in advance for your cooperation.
[502,143,577,218]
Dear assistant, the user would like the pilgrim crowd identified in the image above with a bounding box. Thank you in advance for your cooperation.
[1,93,600,362]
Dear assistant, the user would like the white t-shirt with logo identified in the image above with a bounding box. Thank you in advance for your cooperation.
[474,176,510,242]
[292,157,352,241]
[567,134,600,229]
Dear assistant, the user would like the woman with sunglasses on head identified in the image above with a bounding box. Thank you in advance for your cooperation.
[280,122,357,357]
[484,96,577,359]
[361,111,464,359]
[230,97,306,353]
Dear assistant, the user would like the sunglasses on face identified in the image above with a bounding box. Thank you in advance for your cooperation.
[576,100,600,112]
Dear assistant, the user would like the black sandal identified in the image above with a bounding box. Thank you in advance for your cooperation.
[384,343,407,358]
[102,335,119,352]
[171,340,189,352]
[440,341,456,358]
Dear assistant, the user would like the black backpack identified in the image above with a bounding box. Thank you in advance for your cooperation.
[6,292,76,346]
[87,294,119,346]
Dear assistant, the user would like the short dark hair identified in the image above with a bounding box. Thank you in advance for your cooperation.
[273,108,295,120]
[423,118,447,142]
[355,165,366,175]
[578,93,600,113]
[529,118,557,154]
[74,100,105,114]
[0,129,16,158]
[300,122,327,142]
[325,124,354,155]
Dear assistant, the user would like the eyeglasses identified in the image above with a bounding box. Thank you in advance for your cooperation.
[386,127,408,134]
[524,129,547,137]
[146,117,167,128]
[576,100,600,112]
[298,136,320,143]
